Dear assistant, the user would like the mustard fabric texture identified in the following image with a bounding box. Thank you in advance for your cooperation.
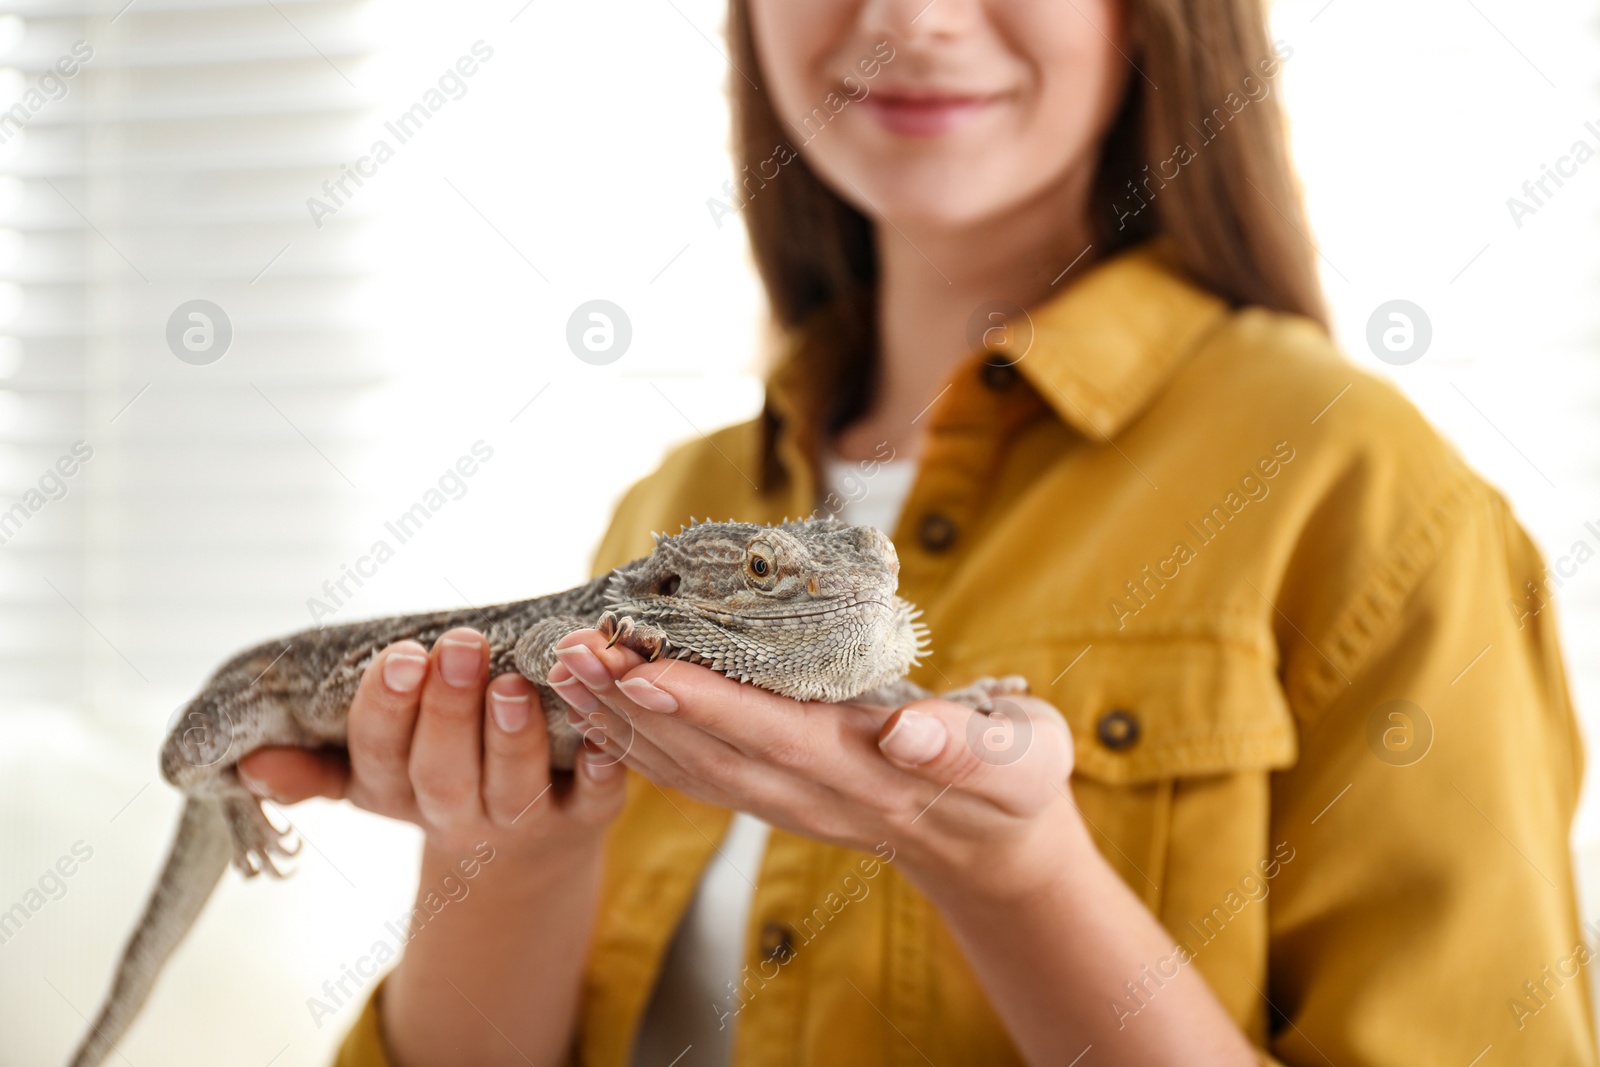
[333,240,1596,1067]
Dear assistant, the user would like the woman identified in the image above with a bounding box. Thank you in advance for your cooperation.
[241,1,1597,1064]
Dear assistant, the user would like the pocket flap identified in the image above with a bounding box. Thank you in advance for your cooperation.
[951,638,1298,785]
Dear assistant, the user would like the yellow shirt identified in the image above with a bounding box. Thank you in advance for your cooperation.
[335,239,1596,1066]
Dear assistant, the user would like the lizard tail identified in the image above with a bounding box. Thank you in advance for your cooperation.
[67,797,233,1067]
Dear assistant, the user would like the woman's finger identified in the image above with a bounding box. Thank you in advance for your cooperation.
[554,677,707,797]
[609,652,907,801]
[408,627,490,832]
[547,630,720,783]
[563,629,822,767]
[238,746,351,803]
[556,629,915,820]
[559,744,630,827]
[876,696,1072,816]
[550,629,648,714]
[344,639,429,816]
[568,682,858,836]
[481,672,552,828]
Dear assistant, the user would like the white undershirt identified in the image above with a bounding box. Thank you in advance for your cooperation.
[628,451,918,1066]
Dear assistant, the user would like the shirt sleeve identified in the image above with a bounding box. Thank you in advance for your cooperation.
[1264,475,1597,1064]
[329,983,390,1067]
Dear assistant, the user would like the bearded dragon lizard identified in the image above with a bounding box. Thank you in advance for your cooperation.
[69,518,1026,1067]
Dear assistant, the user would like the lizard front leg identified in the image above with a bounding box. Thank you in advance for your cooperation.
[514,613,670,770]
[596,610,670,662]
[510,616,615,770]
[512,616,589,769]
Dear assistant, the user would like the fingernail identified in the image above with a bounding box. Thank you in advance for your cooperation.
[490,691,530,733]
[880,709,947,766]
[554,644,610,689]
[383,652,428,693]
[582,749,621,782]
[550,673,598,714]
[616,676,678,714]
[438,636,483,688]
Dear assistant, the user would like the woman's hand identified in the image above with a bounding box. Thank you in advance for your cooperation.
[552,628,1257,1066]
[237,626,629,1065]
[546,627,1085,902]
[236,626,628,864]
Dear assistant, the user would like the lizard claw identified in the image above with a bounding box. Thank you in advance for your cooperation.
[224,795,299,879]
[597,611,634,648]
[627,631,666,662]
[596,612,668,662]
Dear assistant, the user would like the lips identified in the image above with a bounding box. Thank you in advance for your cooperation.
[859,89,999,136]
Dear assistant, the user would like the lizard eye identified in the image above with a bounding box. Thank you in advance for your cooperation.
[655,575,680,596]
[746,542,778,586]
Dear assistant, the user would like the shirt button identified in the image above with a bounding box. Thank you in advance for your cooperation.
[918,512,957,553]
[759,921,795,963]
[1096,708,1141,751]
[980,357,1019,392]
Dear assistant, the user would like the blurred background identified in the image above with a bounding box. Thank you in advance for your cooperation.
[0,0,1595,1063]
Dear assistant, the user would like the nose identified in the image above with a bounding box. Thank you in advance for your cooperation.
[861,0,981,41]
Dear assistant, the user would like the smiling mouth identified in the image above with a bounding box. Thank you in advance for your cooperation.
[859,91,1000,136]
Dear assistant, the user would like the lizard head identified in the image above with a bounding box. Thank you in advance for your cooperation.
[606,518,928,702]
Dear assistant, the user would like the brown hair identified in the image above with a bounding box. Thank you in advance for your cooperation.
[726,0,1329,434]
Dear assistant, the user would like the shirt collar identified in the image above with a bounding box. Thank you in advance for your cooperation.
[759,235,1233,488]
[1014,235,1231,442]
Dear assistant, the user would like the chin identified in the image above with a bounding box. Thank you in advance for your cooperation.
[841,171,1010,229]
[815,147,1042,231]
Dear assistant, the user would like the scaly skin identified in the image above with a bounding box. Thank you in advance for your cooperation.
[68,518,1027,1067]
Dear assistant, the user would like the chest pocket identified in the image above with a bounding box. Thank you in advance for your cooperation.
[942,637,1298,912]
